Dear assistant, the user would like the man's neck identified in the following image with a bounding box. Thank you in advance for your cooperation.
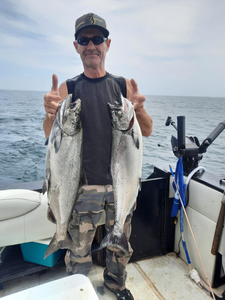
[83,68,106,79]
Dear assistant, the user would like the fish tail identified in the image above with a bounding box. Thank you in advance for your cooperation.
[95,224,129,255]
[44,233,73,259]
[44,234,59,259]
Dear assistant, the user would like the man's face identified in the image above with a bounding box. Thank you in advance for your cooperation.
[74,28,111,71]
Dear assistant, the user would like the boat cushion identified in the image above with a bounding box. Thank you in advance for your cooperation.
[0,189,41,221]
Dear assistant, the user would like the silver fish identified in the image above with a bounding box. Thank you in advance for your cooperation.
[42,94,84,259]
[99,95,143,254]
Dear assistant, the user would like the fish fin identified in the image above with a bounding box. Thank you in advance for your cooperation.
[139,177,142,191]
[107,162,112,180]
[79,169,88,187]
[132,130,140,149]
[42,169,50,195]
[42,179,48,195]
[54,131,62,153]
[95,225,129,255]
[44,233,73,259]
[47,205,56,224]
[44,137,49,146]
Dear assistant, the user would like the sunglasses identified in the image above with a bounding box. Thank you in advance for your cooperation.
[76,36,108,46]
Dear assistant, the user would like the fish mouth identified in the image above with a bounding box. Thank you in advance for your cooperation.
[70,98,81,112]
[108,97,130,112]
[108,97,134,132]
[62,95,81,112]
[107,102,121,111]
[60,97,81,124]
[70,100,77,110]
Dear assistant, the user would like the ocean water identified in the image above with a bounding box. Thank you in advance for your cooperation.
[142,95,225,179]
[0,90,224,185]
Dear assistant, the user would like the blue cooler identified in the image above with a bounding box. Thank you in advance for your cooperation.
[20,238,66,267]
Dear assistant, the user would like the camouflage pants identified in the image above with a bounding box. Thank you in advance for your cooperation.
[65,185,134,291]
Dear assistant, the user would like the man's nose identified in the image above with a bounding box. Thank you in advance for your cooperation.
[86,40,95,49]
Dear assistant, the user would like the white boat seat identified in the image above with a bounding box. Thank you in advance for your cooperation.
[1,274,99,300]
[0,189,40,221]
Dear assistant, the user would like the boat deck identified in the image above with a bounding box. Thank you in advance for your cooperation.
[0,252,223,299]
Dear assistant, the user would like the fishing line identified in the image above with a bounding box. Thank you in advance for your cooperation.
[169,165,216,300]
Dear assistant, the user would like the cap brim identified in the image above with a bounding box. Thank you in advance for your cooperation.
[75,25,109,39]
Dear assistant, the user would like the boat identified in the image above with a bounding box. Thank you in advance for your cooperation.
[0,116,224,299]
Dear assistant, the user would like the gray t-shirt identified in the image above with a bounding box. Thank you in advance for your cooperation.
[66,72,127,185]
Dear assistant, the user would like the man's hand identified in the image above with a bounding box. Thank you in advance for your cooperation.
[44,74,61,120]
[130,78,145,112]
[126,78,152,137]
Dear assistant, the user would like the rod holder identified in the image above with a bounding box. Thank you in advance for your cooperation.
[177,116,185,152]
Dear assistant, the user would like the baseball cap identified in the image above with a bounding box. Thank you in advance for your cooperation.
[75,13,109,39]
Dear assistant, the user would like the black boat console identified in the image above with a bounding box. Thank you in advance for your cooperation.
[166,116,225,175]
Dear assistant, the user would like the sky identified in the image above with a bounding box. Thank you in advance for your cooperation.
[0,0,225,97]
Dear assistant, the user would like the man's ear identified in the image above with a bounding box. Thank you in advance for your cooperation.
[106,39,111,52]
[73,41,79,53]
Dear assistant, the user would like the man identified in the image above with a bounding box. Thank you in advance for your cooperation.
[43,13,152,300]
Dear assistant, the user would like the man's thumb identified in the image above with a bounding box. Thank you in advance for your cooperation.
[51,74,59,92]
[131,78,138,93]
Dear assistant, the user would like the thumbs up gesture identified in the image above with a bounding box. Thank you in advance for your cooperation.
[130,78,145,112]
[44,74,61,120]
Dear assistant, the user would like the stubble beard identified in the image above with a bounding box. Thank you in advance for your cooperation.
[82,49,105,71]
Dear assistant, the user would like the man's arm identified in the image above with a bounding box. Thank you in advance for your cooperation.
[126,79,153,137]
[43,75,68,138]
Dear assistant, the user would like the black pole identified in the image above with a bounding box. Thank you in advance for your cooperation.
[199,120,225,153]
[177,116,185,152]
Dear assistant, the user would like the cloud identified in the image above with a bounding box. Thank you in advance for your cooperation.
[0,0,33,23]
[0,0,44,40]
[0,0,225,96]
